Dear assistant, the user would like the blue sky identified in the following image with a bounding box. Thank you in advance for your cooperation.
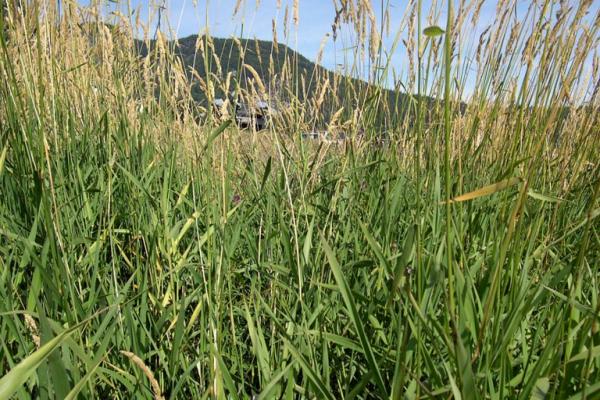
[78,0,502,70]
[79,1,599,98]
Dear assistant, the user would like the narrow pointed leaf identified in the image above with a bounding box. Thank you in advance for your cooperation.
[320,234,387,396]
[0,329,74,399]
[442,177,521,204]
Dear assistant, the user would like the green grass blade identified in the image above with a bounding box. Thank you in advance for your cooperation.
[63,356,104,400]
[256,363,294,400]
[0,329,74,399]
[281,337,334,400]
[320,233,387,396]
[203,120,232,151]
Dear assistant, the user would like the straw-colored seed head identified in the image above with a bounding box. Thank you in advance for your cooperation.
[472,0,484,26]
[315,78,330,110]
[476,25,490,65]
[328,106,345,130]
[212,53,223,76]
[293,0,299,26]
[369,19,380,62]
[24,314,40,348]
[244,63,266,94]
[272,19,279,53]
[121,351,164,400]
[316,34,329,65]
[384,8,390,37]
[284,5,289,38]
[233,0,243,16]
[195,35,204,52]
[506,22,521,55]
[254,38,264,67]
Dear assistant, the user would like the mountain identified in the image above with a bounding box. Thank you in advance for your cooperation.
[136,34,418,127]
[174,35,318,87]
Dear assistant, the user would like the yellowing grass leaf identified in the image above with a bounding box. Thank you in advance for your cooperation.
[442,177,521,204]
[185,295,205,333]
[0,145,7,176]
[171,211,201,253]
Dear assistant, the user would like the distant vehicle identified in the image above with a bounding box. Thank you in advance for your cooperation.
[301,131,322,140]
[212,97,276,131]
[234,100,274,131]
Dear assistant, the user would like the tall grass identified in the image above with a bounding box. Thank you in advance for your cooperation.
[0,0,599,398]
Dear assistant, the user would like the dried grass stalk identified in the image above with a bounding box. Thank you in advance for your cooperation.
[120,350,164,400]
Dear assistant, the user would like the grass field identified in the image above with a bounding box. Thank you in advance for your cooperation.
[0,1,599,399]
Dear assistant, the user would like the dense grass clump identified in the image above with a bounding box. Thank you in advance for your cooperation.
[0,1,599,399]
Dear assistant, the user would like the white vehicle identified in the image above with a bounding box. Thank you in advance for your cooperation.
[235,100,274,130]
